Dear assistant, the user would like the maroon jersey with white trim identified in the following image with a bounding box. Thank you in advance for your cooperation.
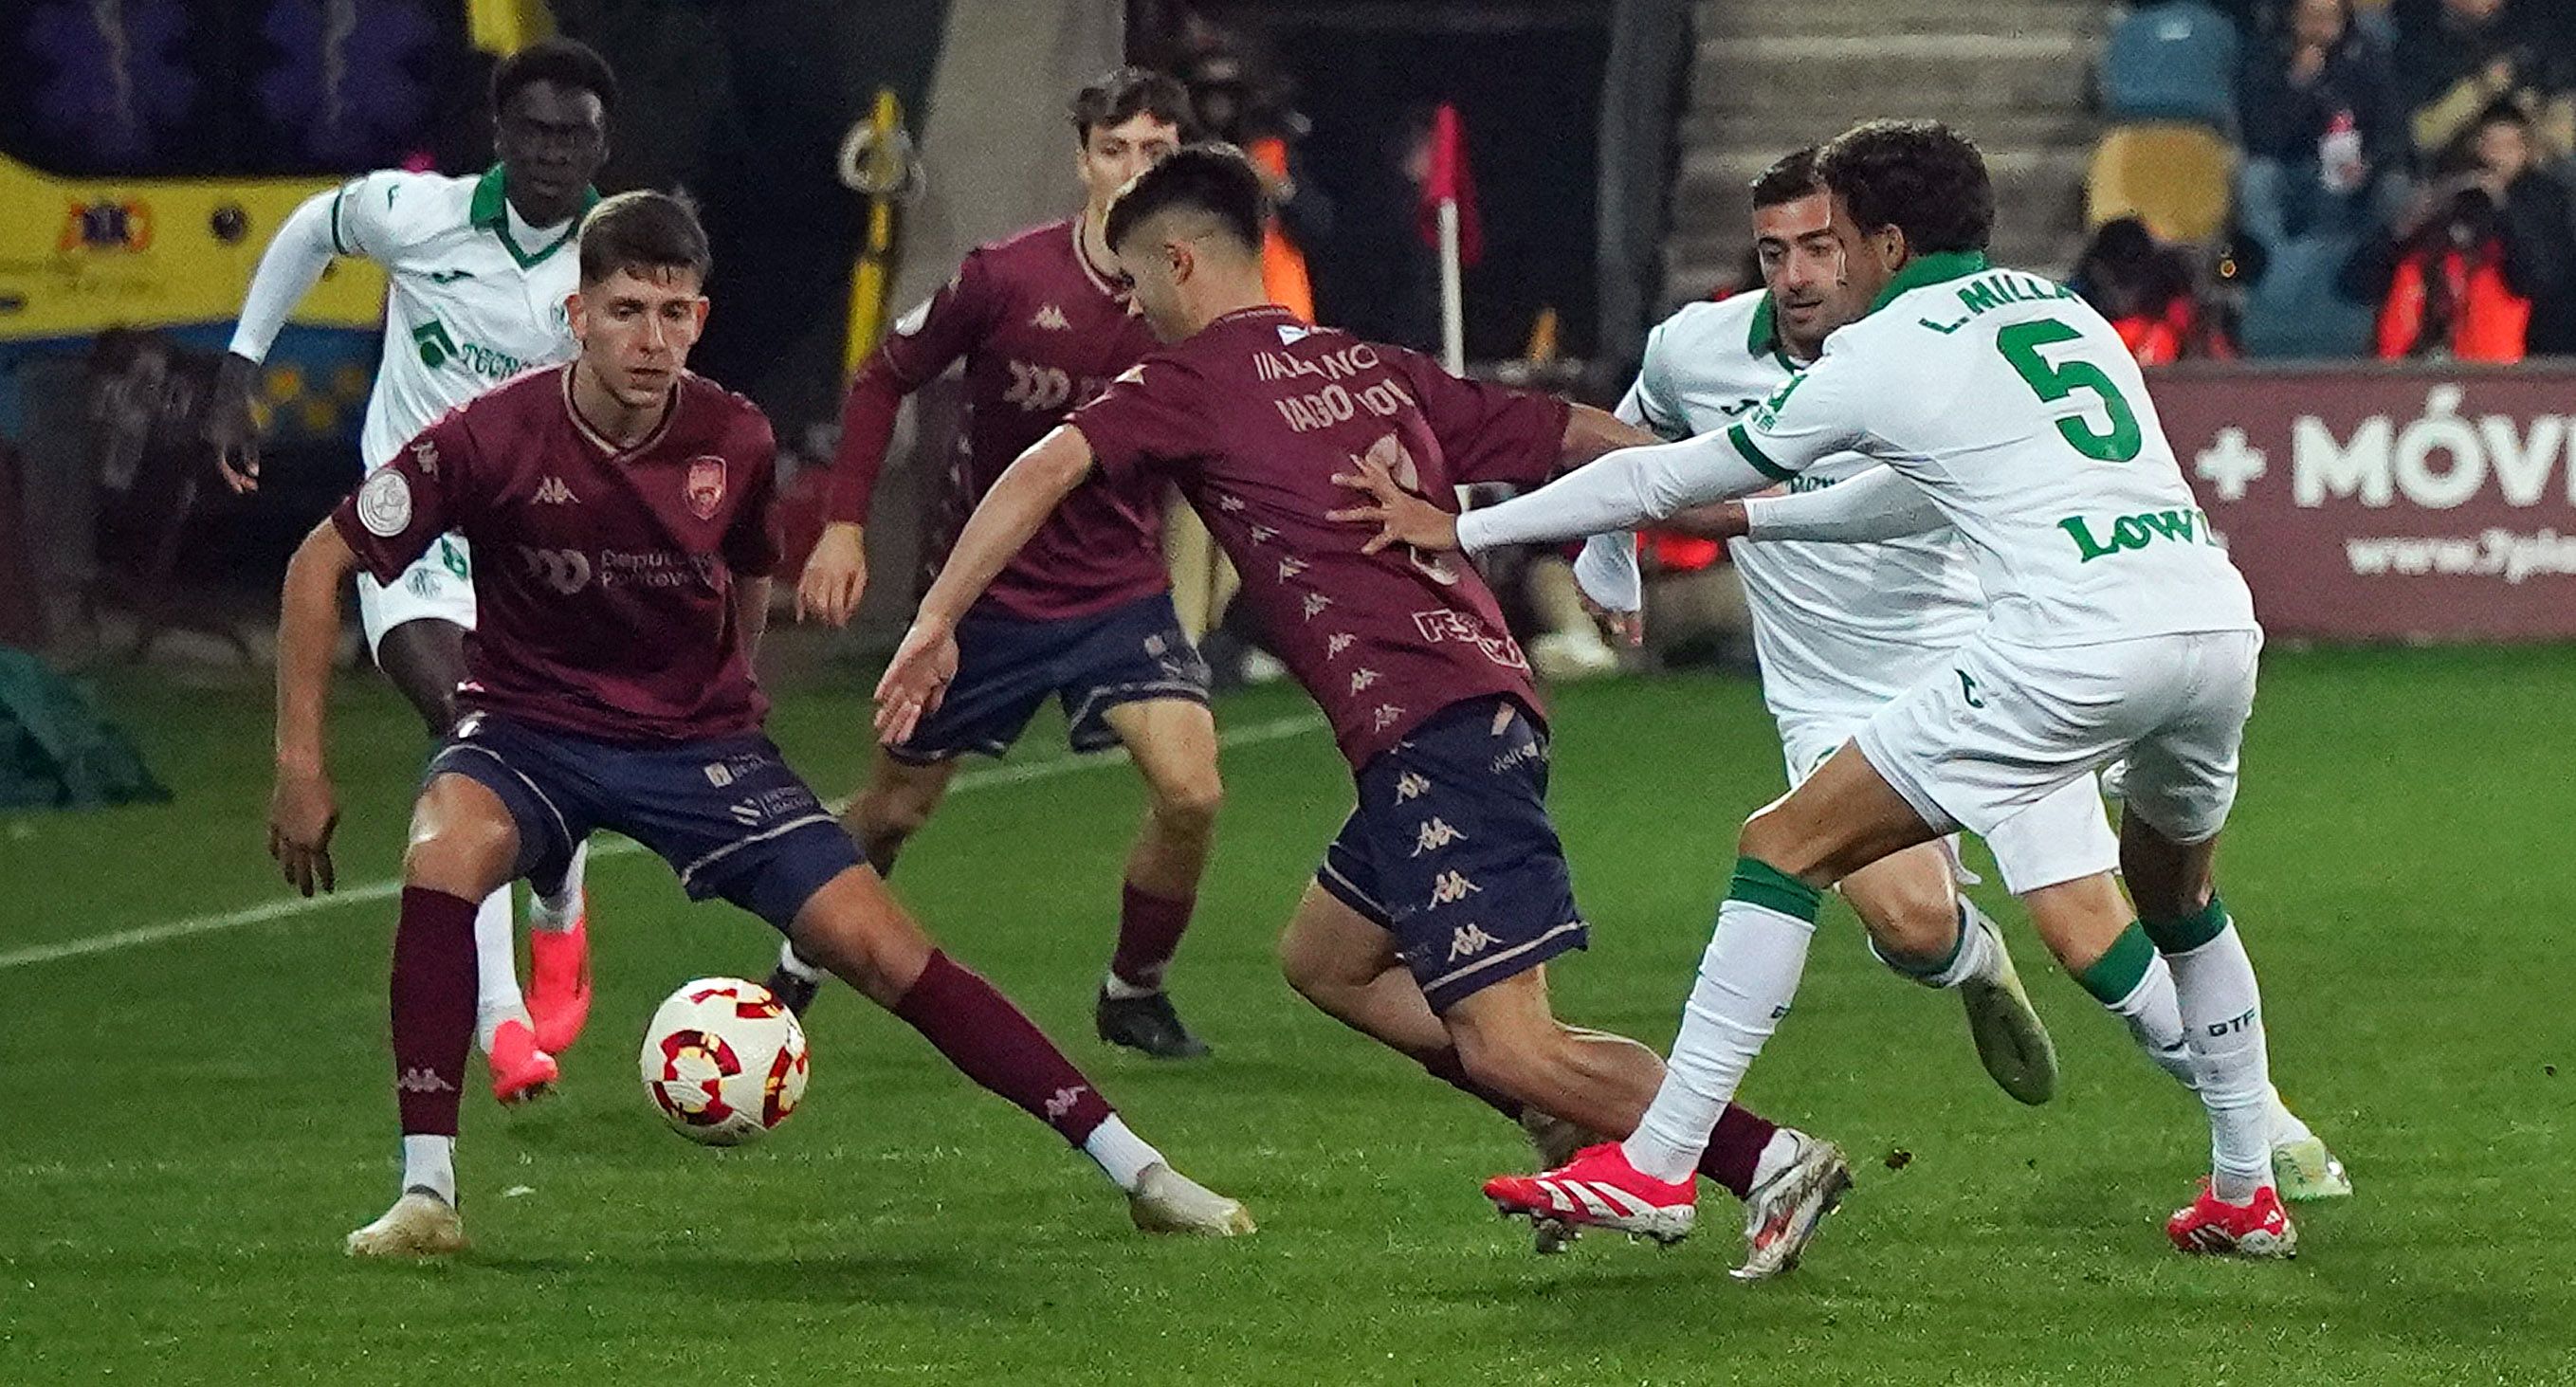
[825,218,1167,620]
[1072,306,1571,769]
[332,365,780,742]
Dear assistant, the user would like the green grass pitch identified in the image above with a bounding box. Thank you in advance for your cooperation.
[2,648,2570,1384]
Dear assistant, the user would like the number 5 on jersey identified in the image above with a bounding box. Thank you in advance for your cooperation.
[1996,319,2142,465]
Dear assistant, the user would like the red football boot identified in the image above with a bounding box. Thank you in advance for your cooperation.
[527,903,592,1056]
[1483,1141,1697,1245]
[2166,1180,2297,1258]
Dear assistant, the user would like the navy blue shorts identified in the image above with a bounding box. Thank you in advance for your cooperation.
[890,592,1209,764]
[429,713,864,932]
[1314,696,1587,1013]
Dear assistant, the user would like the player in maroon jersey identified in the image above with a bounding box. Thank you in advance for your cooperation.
[875,147,1854,1275]
[266,192,1251,1257]
[784,68,1220,1060]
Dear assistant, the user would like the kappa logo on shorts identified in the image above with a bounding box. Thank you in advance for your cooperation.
[1350,668,1380,694]
[1277,557,1308,581]
[1302,592,1332,620]
[1394,771,1431,803]
[685,456,727,520]
[1325,632,1354,659]
[1430,870,1482,907]
[1446,922,1499,961]
[1411,816,1469,856]
[1372,703,1406,732]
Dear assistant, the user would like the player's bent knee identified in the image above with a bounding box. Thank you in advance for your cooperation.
[401,819,515,897]
[790,867,933,1008]
[1152,776,1223,835]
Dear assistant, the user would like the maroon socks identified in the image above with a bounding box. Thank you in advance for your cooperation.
[1109,883,1195,993]
[894,950,1114,1145]
[391,886,478,1137]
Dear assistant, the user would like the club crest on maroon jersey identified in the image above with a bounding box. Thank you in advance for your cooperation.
[685,456,726,520]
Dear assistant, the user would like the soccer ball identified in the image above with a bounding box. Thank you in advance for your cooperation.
[639,976,810,1146]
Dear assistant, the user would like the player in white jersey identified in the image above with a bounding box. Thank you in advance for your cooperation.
[1617,148,2346,1200]
[1343,120,2305,1257]
[205,39,618,1105]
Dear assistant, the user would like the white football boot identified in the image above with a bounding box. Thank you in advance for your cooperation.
[346,1188,466,1258]
[1127,1163,1255,1236]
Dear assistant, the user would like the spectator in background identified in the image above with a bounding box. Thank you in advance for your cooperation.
[2396,0,2575,163]
[2072,216,2238,363]
[2234,0,2408,355]
[2357,101,2575,357]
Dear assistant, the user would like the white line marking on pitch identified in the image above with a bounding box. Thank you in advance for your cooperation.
[0,713,1324,972]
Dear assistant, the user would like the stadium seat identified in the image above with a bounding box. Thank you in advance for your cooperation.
[2087,122,2237,245]
[2098,0,2239,134]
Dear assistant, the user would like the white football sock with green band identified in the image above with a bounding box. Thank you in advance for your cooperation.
[1623,858,1820,1185]
[1873,900,2001,991]
[2077,922,2198,1087]
[2146,897,2275,1203]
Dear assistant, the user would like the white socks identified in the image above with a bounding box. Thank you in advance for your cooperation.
[1100,971,1158,1002]
[1081,1115,1163,1194]
[1622,864,1821,1184]
[471,886,525,1051]
[2162,918,2274,1202]
[402,1134,457,1206]
[2105,953,2200,1089]
[529,839,588,931]
[775,939,826,983]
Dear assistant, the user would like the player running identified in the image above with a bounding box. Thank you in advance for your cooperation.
[782,68,1219,1061]
[1346,120,2304,1257]
[1612,148,2346,1198]
[877,146,1851,1279]
[209,39,620,1103]
[267,191,1252,1257]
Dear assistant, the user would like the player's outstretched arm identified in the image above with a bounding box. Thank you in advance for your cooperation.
[1452,429,1787,556]
[1741,465,1946,544]
[208,188,344,494]
[873,425,1096,743]
[272,520,358,895]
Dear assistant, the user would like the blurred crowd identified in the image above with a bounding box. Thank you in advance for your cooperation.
[2087,0,2576,363]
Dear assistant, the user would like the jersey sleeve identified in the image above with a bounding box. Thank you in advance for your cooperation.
[1726,347,1873,481]
[1069,359,1207,490]
[1742,465,1946,543]
[1396,351,1572,488]
[330,411,468,583]
[1615,323,1691,442]
[821,250,1002,523]
[722,413,786,578]
[328,170,424,262]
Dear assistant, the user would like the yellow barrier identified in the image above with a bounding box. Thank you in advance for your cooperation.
[0,154,386,343]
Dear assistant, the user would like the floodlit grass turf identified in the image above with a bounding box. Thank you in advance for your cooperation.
[2,647,2571,1384]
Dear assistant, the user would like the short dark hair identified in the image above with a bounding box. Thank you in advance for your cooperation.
[1104,142,1267,256]
[1816,119,1994,254]
[2475,96,2531,132]
[1749,146,1822,209]
[491,37,618,119]
[1069,66,1195,143]
[577,190,709,286]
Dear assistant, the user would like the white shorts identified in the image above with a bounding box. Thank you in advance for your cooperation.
[1781,713,2121,897]
[356,532,477,659]
[1854,630,2260,849]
